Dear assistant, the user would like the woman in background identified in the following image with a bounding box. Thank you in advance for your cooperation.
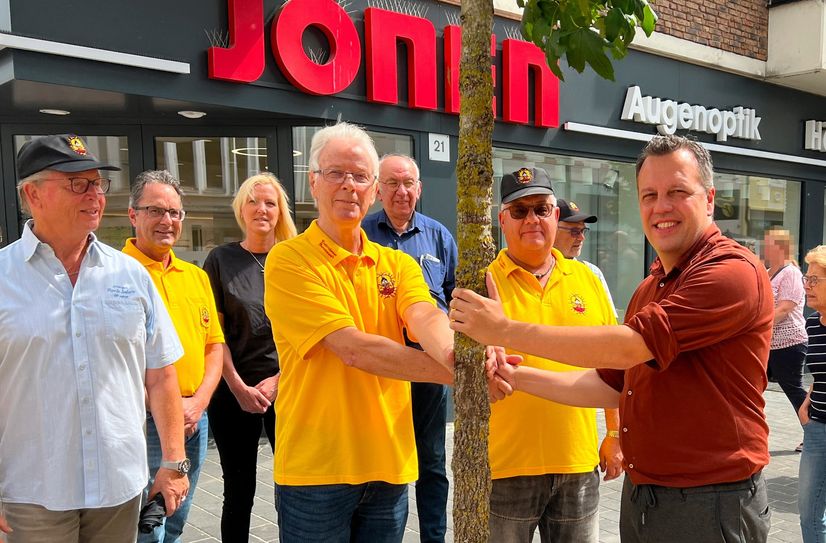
[764,228,808,452]
[798,245,826,543]
[204,173,297,542]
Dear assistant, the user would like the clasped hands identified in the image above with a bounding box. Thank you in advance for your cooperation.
[450,273,521,403]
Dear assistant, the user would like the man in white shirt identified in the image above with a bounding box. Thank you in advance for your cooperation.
[0,135,187,542]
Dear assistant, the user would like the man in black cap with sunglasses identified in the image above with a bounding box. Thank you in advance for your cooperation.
[0,135,188,542]
[481,167,619,542]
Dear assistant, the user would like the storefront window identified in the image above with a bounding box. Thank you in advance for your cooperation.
[14,135,130,249]
[155,136,269,265]
[493,148,645,318]
[715,173,802,263]
[292,126,414,232]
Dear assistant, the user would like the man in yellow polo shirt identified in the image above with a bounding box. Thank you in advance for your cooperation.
[122,170,224,543]
[485,167,620,542]
[265,122,454,542]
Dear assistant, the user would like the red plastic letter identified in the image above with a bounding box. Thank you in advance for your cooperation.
[208,0,265,82]
[502,39,559,127]
[364,8,437,110]
[271,0,360,95]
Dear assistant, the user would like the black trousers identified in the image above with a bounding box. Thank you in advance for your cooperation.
[768,342,808,414]
[208,381,276,543]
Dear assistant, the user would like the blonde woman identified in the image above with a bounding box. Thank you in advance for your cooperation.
[763,228,808,452]
[203,173,297,542]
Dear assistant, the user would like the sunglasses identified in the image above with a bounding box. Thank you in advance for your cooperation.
[503,203,555,220]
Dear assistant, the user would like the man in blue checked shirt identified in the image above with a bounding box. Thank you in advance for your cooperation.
[362,154,458,543]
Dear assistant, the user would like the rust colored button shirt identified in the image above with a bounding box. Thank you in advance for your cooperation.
[597,225,772,488]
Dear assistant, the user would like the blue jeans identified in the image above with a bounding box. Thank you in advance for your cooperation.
[801,420,826,543]
[411,382,449,543]
[489,469,600,543]
[276,482,408,542]
[138,411,209,543]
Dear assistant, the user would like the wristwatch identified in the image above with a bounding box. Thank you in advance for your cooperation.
[160,458,191,475]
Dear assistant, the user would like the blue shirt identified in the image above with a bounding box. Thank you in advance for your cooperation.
[362,210,457,313]
[0,221,183,510]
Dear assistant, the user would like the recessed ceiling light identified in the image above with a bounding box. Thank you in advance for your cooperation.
[177,110,206,119]
[39,108,71,116]
[293,150,302,157]
[232,147,267,157]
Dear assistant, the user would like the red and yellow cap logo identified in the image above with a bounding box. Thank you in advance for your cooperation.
[67,135,88,156]
[516,168,533,184]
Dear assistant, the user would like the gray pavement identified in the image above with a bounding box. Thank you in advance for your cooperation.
[183,381,809,542]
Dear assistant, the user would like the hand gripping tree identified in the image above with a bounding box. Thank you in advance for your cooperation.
[452,1,657,541]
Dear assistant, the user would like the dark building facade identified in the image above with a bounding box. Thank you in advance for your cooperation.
[1,0,824,317]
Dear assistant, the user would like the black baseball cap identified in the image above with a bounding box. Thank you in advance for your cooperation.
[500,167,554,204]
[557,199,597,223]
[17,134,121,179]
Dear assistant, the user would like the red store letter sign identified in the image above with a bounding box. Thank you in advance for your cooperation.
[272,0,361,95]
[364,8,437,110]
[502,39,559,127]
[208,0,265,82]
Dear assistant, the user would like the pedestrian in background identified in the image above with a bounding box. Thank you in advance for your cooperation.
[203,173,297,542]
[797,245,826,543]
[763,228,808,453]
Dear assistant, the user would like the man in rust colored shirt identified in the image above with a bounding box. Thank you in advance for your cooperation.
[451,134,773,542]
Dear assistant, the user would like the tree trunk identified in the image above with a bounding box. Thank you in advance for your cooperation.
[452,0,495,539]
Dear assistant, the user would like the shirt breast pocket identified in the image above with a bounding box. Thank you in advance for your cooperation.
[103,298,147,344]
[420,254,445,289]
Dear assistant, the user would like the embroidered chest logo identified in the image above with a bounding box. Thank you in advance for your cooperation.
[516,168,533,184]
[569,294,586,315]
[67,135,88,156]
[377,272,397,298]
[200,306,211,328]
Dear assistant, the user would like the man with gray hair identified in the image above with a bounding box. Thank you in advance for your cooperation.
[450,135,773,542]
[123,170,225,543]
[265,123,457,541]
[0,135,187,541]
[362,154,456,543]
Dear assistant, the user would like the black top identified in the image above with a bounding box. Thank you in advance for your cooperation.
[807,312,826,423]
[203,242,278,385]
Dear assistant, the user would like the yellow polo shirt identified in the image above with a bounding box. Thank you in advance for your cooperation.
[489,248,617,478]
[265,221,436,486]
[122,239,224,396]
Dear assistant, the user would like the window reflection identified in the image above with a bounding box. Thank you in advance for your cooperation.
[292,126,413,232]
[154,136,269,265]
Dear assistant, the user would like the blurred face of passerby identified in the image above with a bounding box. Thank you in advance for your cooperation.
[637,149,715,271]
[310,137,377,230]
[242,183,280,239]
[378,156,421,228]
[805,263,826,314]
[554,220,588,259]
[24,169,107,239]
[129,183,184,261]
[499,194,559,263]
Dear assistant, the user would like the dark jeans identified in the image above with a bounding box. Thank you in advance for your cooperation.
[208,383,276,543]
[620,471,770,543]
[768,342,808,414]
[276,482,408,542]
[411,382,449,543]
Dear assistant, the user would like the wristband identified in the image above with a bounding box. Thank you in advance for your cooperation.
[606,430,620,439]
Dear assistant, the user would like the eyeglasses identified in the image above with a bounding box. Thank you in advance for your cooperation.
[381,178,418,191]
[503,203,555,220]
[45,177,111,194]
[558,225,591,237]
[313,169,376,185]
[134,205,186,221]
[803,275,826,288]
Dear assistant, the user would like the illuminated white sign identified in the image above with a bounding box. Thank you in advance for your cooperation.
[805,120,826,152]
[620,86,761,143]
